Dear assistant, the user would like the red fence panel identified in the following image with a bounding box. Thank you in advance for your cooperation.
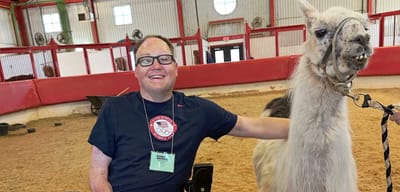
[175,56,296,89]
[359,46,400,76]
[1,46,400,115]
[34,72,139,105]
[0,80,41,114]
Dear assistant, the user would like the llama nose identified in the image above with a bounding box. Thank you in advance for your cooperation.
[352,34,370,46]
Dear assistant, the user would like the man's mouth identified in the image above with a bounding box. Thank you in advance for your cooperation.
[149,75,165,79]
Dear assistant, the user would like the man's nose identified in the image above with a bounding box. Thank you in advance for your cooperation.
[151,58,162,67]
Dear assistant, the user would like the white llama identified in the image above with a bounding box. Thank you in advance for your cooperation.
[253,0,372,192]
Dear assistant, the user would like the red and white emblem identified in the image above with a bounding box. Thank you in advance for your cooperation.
[149,115,177,141]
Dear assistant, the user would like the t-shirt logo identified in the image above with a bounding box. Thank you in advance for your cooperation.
[149,115,177,141]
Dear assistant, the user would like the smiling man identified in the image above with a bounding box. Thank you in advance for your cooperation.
[88,35,289,192]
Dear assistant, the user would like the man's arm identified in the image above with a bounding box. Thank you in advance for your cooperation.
[89,146,113,192]
[228,116,289,139]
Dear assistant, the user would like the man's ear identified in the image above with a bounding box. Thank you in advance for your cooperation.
[175,62,178,77]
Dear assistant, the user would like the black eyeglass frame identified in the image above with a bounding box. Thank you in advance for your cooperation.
[135,54,175,67]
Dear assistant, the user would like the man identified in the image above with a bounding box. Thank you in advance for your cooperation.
[88,35,289,192]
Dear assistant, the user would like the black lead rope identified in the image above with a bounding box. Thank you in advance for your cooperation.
[359,94,395,192]
[381,107,393,192]
[376,103,394,192]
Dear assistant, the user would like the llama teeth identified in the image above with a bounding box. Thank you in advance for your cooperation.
[356,55,365,60]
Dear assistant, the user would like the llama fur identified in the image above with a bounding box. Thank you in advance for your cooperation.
[253,1,372,192]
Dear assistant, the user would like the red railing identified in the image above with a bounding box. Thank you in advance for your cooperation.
[246,23,307,58]
[0,30,203,82]
[0,38,134,81]
[369,10,400,47]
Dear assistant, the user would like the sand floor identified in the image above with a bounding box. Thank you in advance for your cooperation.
[1,88,400,192]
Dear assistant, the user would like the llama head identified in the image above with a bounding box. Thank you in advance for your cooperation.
[298,0,372,83]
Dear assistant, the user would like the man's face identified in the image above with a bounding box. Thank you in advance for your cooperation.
[134,38,178,98]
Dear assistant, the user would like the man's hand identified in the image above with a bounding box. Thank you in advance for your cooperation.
[390,111,400,125]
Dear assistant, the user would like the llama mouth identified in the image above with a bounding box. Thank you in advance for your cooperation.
[345,53,370,69]
[352,53,370,64]
[353,54,369,61]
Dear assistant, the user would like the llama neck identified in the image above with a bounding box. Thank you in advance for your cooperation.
[289,58,350,146]
[291,58,346,104]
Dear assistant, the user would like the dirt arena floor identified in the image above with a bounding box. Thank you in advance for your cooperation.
[1,88,400,192]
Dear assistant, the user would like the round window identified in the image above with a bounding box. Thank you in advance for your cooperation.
[213,0,237,15]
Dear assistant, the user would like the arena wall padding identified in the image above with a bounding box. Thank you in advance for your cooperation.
[0,80,41,114]
[34,72,139,105]
[175,55,299,89]
[359,46,400,76]
[0,46,399,115]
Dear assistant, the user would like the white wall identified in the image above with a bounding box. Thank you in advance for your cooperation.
[250,36,276,58]
[22,0,180,45]
[182,0,269,37]
[57,51,87,77]
[88,49,114,74]
[24,6,59,46]
[0,51,55,80]
[1,0,400,46]
[57,49,121,77]
[95,0,179,42]
[375,0,400,13]
[0,54,32,79]
[0,8,16,46]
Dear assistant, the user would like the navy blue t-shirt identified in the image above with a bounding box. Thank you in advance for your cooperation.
[88,91,237,192]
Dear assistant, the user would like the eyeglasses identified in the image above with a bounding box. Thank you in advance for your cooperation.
[136,54,175,67]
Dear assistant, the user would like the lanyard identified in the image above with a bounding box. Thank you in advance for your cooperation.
[141,95,175,154]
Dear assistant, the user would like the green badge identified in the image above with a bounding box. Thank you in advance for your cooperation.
[149,151,175,173]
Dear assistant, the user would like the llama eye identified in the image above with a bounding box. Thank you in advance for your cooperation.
[314,29,327,38]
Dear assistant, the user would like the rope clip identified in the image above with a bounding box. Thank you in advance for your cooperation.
[346,93,396,115]
[345,92,370,108]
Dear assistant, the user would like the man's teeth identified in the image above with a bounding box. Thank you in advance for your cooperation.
[150,75,163,78]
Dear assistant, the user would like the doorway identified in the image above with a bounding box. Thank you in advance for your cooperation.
[210,44,243,63]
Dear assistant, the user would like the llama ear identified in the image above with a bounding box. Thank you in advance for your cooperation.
[298,0,319,28]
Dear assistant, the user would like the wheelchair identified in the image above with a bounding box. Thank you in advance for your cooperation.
[184,163,214,192]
